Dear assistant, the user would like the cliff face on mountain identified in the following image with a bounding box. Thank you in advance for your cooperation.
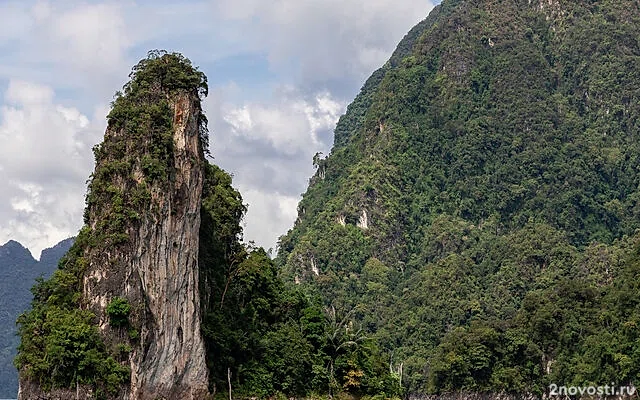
[16,51,210,400]
[82,88,209,400]
[277,0,640,396]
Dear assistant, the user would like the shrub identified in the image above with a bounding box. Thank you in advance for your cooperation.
[107,297,131,327]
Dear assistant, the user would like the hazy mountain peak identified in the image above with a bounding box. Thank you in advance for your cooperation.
[38,237,75,266]
[0,240,35,264]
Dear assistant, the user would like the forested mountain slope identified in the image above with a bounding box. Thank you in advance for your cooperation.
[277,0,640,394]
[0,238,73,398]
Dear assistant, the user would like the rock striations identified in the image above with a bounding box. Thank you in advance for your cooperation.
[84,92,209,400]
[17,51,210,400]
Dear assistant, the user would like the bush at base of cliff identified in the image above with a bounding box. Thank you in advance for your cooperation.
[15,304,129,395]
[15,231,130,397]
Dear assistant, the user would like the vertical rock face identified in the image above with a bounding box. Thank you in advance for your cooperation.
[85,92,208,399]
[17,52,210,400]
[130,93,208,399]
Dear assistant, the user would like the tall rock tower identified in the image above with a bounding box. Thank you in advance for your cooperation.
[17,51,210,400]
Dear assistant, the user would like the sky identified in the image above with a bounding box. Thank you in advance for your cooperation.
[0,0,436,259]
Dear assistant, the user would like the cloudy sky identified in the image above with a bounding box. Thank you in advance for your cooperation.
[0,0,436,259]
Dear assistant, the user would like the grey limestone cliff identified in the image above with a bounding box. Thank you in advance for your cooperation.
[18,53,210,400]
[84,92,209,399]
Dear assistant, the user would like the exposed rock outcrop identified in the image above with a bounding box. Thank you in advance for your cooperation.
[18,52,210,400]
[87,92,209,400]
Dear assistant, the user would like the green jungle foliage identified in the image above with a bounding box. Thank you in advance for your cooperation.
[0,239,73,398]
[199,163,401,398]
[277,0,640,396]
[106,297,131,328]
[15,229,130,398]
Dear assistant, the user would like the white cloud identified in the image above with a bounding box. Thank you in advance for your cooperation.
[238,187,300,252]
[0,80,104,258]
[5,80,54,105]
[206,87,345,250]
[0,3,34,45]
[211,0,435,91]
[48,2,131,74]
[221,89,344,156]
[0,1,133,103]
[303,92,344,140]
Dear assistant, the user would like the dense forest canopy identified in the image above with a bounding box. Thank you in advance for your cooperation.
[277,0,640,395]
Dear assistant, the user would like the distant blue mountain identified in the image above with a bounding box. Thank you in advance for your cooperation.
[0,238,73,398]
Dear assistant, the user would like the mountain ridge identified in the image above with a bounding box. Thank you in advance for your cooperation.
[0,238,74,399]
